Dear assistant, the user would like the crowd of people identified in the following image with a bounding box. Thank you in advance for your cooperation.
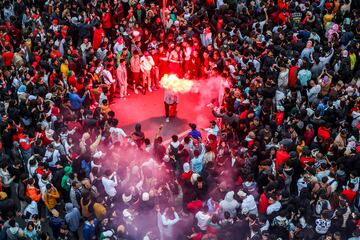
[0,0,360,239]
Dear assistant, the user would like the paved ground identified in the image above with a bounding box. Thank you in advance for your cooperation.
[110,88,215,140]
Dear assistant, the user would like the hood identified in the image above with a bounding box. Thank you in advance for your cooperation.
[243,195,255,204]
[64,166,73,175]
[170,141,180,148]
[65,202,74,212]
[17,85,26,93]
[332,24,339,31]
[25,201,38,215]
[224,191,235,202]
[9,227,19,234]
[183,162,190,173]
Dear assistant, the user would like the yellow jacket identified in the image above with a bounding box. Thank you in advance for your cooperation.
[43,188,60,210]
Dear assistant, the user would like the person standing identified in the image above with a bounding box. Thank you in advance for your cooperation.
[150,47,160,90]
[164,89,179,123]
[130,50,141,94]
[168,44,183,77]
[101,170,118,200]
[158,44,169,78]
[43,184,60,212]
[157,206,180,240]
[102,64,115,102]
[65,202,81,238]
[140,51,155,93]
[92,23,105,51]
[116,59,128,99]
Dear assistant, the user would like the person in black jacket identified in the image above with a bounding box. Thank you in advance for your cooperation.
[17,173,30,212]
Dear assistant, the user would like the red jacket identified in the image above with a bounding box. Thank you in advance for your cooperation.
[187,200,203,214]
[102,13,112,29]
[299,156,315,168]
[288,65,298,88]
[18,133,32,151]
[93,28,105,50]
[2,51,13,66]
[318,126,331,141]
[341,189,356,203]
[275,149,290,170]
[304,129,315,146]
[258,193,269,215]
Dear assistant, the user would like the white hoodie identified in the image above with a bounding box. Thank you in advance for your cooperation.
[195,211,211,230]
[241,195,258,216]
[220,191,240,217]
[140,55,155,72]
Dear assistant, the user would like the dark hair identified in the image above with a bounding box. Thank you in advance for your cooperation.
[27,221,35,230]
[171,135,178,142]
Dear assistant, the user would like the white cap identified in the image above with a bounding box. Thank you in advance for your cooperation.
[142,192,150,201]
[237,190,247,197]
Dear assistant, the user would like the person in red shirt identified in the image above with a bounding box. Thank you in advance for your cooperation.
[275,145,290,170]
[304,124,315,146]
[288,60,298,88]
[258,192,270,215]
[341,183,357,203]
[181,162,193,183]
[318,124,331,142]
[93,24,105,50]
[299,147,315,168]
[2,46,14,67]
[278,7,290,25]
[278,0,289,10]
[102,9,112,36]
[150,47,160,89]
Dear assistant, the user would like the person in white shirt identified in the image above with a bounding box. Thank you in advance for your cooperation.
[102,170,118,198]
[102,64,115,101]
[307,80,321,104]
[195,206,211,231]
[202,121,219,137]
[109,119,127,145]
[157,207,180,239]
[80,38,92,64]
[116,59,128,98]
[266,195,282,215]
[113,37,125,56]
[140,51,155,93]
[238,190,258,216]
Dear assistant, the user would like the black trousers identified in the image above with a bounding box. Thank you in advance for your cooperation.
[164,102,170,118]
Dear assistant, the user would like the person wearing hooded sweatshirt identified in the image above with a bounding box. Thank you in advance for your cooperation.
[23,200,38,220]
[48,209,65,239]
[65,202,81,237]
[6,219,24,240]
[61,166,73,193]
[219,191,239,218]
[181,162,193,183]
[238,190,258,216]
[83,216,98,240]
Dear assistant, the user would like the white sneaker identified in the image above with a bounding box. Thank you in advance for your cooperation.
[134,89,139,94]
[165,118,169,123]
[148,87,152,92]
